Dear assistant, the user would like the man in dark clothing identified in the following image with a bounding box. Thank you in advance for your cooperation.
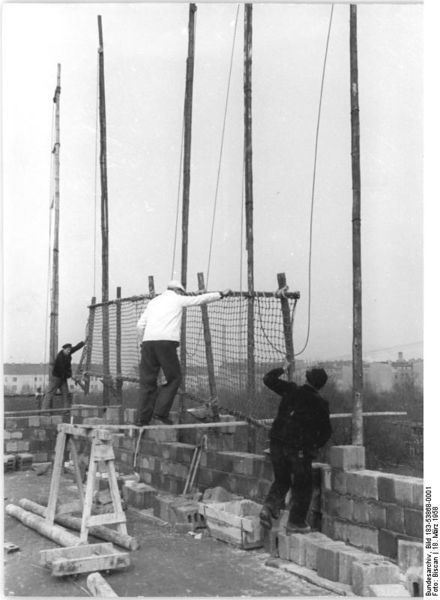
[260,364,331,534]
[42,341,85,409]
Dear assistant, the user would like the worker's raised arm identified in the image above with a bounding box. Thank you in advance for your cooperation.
[263,367,295,396]
[179,289,232,307]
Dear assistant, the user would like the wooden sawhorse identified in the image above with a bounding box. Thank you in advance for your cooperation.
[45,423,127,544]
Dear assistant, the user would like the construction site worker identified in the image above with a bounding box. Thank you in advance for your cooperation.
[136,280,231,426]
[41,341,85,410]
[259,363,331,534]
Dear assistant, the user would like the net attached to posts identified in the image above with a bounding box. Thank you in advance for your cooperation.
[76,290,299,421]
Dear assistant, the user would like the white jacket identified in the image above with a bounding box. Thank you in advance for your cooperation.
[137,289,222,342]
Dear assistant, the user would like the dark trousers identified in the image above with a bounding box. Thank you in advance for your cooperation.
[41,377,69,410]
[264,440,314,525]
[138,340,182,424]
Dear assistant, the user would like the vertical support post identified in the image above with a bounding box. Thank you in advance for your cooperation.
[45,430,67,526]
[180,4,197,402]
[277,273,295,380]
[97,15,110,406]
[244,4,256,452]
[84,296,96,396]
[115,287,123,403]
[49,64,61,382]
[148,276,155,297]
[197,273,219,420]
[350,4,363,445]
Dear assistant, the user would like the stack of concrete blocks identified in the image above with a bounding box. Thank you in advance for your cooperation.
[200,498,263,549]
[3,405,106,469]
[321,445,423,559]
[4,414,63,463]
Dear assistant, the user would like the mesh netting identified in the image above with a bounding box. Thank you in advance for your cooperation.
[77,291,298,420]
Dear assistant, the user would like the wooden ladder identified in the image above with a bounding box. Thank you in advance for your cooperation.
[45,423,127,543]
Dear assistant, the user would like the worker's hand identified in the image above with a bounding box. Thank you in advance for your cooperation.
[221,289,232,297]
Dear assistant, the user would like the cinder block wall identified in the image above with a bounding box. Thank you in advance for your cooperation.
[321,445,423,560]
[3,405,108,463]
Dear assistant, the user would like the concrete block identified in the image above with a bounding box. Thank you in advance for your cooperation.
[321,514,335,538]
[16,453,34,470]
[329,445,365,471]
[378,475,395,503]
[263,528,279,557]
[393,476,417,507]
[277,532,290,560]
[51,415,63,424]
[122,482,157,509]
[315,541,348,581]
[398,539,423,572]
[352,499,369,524]
[367,501,386,529]
[405,566,424,597]
[11,431,23,439]
[412,481,423,509]
[368,583,411,597]
[153,494,176,521]
[6,441,18,453]
[331,469,348,495]
[345,523,379,553]
[345,470,379,500]
[288,533,308,566]
[351,559,400,596]
[386,504,405,534]
[378,529,399,559]
[338,547,371,585]
[3,431,12,440]
[332,518,348,542]
[321,464,332,491]
[337,494,354,521]
[29,416,40,427]
[303,532,333,570]
[403,508,423,539]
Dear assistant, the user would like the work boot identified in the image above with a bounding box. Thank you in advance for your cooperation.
[285,521,311,534]
[153,415,173,425]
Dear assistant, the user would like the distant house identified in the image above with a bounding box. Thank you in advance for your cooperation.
[3,363,103,395]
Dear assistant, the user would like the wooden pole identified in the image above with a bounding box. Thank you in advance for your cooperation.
[84,296,96,395]
[87,572,119,597]
[18,499,139,551]
[49,64,61,379]
[148,276,155,297]
[244,4,256,439]
[6,504,80,547]
[350,4,363,445]
[277,273,295,380]
[116,287,122,403]
[98,15,111,406]
[197,272,219,419]
[180,4,197,399]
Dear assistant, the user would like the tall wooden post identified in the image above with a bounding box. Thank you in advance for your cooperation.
[277,273,295,380]
[197,273,219,420]
[244,4,256,408]
[244,4,256,452]
[180,3,197,398]
[148,276,155,298]
[350,4,363,445]
[84,296,97,396]
[98,15,110,405]
[49,64,61,377]
[115,287,123,403]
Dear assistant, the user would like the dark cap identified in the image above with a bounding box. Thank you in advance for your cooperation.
[306,368,328,390]
[62,343,72,349]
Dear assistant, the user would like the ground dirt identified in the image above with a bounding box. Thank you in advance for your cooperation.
[3,470,335,597]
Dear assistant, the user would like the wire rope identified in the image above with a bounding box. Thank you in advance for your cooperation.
[205,4,240,287]
[295,4,334,357]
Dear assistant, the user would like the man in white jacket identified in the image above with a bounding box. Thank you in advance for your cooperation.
[136,280,231,426]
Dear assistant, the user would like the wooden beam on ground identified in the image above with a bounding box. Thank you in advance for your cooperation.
[18,499,139,551]
[87,572,119,597]
[6,504,81,547]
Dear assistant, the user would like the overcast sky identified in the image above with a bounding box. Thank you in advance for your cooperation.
[2,1,424,364]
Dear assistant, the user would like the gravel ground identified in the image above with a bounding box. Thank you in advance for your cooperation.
[3,469,335,597]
